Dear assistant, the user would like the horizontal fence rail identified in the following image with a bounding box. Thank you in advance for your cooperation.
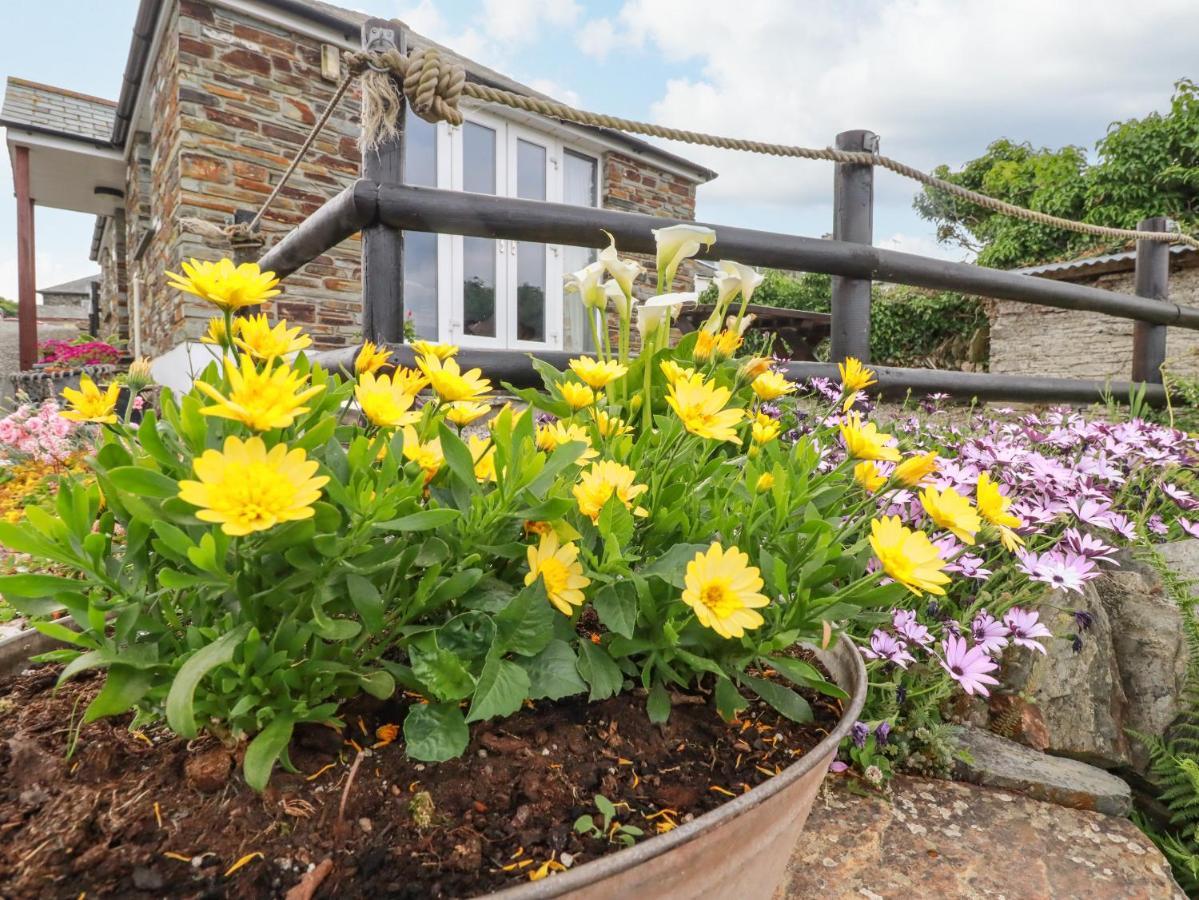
[305,344,1169,407]
[259,180,1199,331]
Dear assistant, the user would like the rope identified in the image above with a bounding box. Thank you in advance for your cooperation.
[215,46,1199,253]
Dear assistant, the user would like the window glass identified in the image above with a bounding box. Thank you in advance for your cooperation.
[562,150,600,351]
[404,108,437,187]
[516,140,548,341]
[403,109,439,337]
[464,123,497,194]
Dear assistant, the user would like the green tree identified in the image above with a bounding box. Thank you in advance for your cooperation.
[915,78,1199,269]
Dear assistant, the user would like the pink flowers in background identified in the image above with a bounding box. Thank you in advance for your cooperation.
[37,339,121,368]
[0,400,87,464]
[938,635,1000,696]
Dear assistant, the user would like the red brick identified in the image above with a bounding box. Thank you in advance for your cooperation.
[220,48,271,78]
[181,153,229,183]
[179,36,214,59]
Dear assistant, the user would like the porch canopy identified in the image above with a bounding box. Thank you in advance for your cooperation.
[1,77,123,368]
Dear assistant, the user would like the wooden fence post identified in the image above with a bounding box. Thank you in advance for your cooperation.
[830,130,876,364]
[13,145,38,370]
[231,208,264,318]
[360,19,406,344]
[1131,216,1170,383]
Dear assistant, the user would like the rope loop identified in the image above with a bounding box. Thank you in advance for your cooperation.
[402,47,465,126]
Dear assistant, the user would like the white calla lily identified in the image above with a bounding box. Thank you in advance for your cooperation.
[635,291,697,341]
[599,230,643,306]
[604,279,630,320]
[564,260,608,311]
[708,259,765,330]
[651,224,716,289]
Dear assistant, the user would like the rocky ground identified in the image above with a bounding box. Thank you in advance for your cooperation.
[781,776,1184,899]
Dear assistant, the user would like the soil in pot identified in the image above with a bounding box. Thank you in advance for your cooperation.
[0,657,841,899]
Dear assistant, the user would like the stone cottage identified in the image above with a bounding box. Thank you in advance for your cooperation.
[989,246,1199,381]
[1,0,716,378]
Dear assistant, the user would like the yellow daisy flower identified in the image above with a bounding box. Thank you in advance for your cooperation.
[593,409,632,439]
[354,341,391,376]
[998,525,1025,552]
[751,371,796,401]
[837,357,876,393]
[355,372,420,429]
[714,328,742,359]
[200,315,241,346]
[177,435,327,536]
[524,531,590,616]
[839,412,900,462]
[737,356,772,381]
[234,314,311,360]
[468,434,497,482]
[919,485,981,545]
[666,376,745,444]
[750,412,780,445]
[61,375,120,424]
[536,421,599,460]
[853,460,887,492]
[166,258,280,312]
[573,460,649,521]
[869,515,950,596]
[693,329,717,363]
[560,381,596,411]
[976,472,1023,529]
[391,365,429,395]
[659,359,696,386]
[681,542,769,639]
[755,472,775,493]
[401,426,444,483]
[411,340,458,361]
[195,356,325,432]
[568,357,628,390]
[418,356,491,403]
[893,452,939,487]
[445,401,490,427]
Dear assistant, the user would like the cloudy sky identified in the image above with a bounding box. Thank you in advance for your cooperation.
[0,0,1194,300]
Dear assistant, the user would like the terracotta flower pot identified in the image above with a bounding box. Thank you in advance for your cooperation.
[0,630,865,900]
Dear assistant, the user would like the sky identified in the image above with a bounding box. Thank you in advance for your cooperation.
[0,0,1195,301]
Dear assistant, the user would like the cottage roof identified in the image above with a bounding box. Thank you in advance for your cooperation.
[1015,245,1197,281]
[38,274,101,297]
[0,78,116,145]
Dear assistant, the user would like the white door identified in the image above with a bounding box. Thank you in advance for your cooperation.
[507,125,561,351]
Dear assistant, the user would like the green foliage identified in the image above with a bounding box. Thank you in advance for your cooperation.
[700,272,988,368]
[915,79,1199,268]
[574,794,644,847]
[0,297,16,317]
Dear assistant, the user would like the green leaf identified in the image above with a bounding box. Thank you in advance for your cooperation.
[438,423,478,490]
[243,714,295,792]
[593,581,638,639]
[767,655,848,701]
[85,666,153,723]
[495,581,556,658]
[410,639,477,701]
[107,466,179,499]
[640,543,709,588]
[465,653,530,723]
[576,641,624,701]
[166,624,250,738]
[374,508,461,531]
[647,682,671,724]
[523,640,588,701]
[714,678,748,723]
[403,703,470,762]
[346,574,383,633]
[0,573,84,597]
[741,675,813,724]
[359,670,396,700]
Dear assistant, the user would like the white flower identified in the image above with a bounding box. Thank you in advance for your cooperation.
[715,260,763,307]
[564,260,607,311]
[651,223,716,288]
[635,291,697,341]
[599,230,643,308]
[604,279,631,320]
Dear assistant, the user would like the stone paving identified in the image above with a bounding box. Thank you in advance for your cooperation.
[780,776,1183,899]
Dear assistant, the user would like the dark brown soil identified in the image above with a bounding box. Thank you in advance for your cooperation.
[0,659,840,899]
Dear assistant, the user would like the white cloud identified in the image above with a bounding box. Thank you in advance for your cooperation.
[603,0,1194,232]
[876,232,974,263]
[398,0,580,72]
[576,17,616,61]
[525,78,581,107]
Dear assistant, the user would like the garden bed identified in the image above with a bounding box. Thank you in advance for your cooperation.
[0,651,845,899]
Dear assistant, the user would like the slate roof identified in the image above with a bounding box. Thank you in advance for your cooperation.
[1015,245,1198,281]
[0,77,116,145]
[38,274,101,297]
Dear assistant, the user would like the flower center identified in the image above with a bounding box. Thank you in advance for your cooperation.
[538,558,569,597]
[699,580,740,618]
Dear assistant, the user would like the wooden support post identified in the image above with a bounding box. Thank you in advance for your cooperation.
[88,280,100,338]
[360,19,406,344]
[13,145,37,370]
[1131,216,1170,384]
[829,129,877,363]
[231,208,264,317]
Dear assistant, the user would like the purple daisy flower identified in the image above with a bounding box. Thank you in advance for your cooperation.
[1003,607,1053,653]
[971,611,1009,655]
[1182,519,1199,539]
[938,635,1000,697]
[863,629,916,669]
[874,721,891,745]
[1061,528,1119,566]
[892,609,933,647]
[851,721,869,748]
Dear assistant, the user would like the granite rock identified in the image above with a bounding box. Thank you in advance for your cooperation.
[779,776,1184,899]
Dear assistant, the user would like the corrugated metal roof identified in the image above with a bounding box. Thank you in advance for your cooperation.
[0,77,115,144]
[1015,244,1197,281]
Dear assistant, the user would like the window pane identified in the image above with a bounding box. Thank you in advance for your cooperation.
[405,232,438,339]
[516,242,545,342]
[463,237,496,338]
[517,139,546,201]
[404,108,437,187]
[562,151,599,352]
[463,123,496,194]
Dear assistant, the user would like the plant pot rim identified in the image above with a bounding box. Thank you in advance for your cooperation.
[484,635,866,899]
[0,631,866,898]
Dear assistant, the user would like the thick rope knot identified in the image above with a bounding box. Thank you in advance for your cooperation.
[402,48,464,126]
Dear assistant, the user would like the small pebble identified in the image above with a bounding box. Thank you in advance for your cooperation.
[477,749,487,758]
[359,817,373,833]
[390,783,401,796]
[541,748,550,756]
[560,852,575,868]
[415,764,426,772]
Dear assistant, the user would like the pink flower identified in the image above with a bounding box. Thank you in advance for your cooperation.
[892,609,932,647]
[971,611,1009,655]
[1003,607,1053,653]
[863,630,917,669]
[938,635,1000,696]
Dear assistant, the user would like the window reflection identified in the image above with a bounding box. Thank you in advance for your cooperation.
[404,109,438,338]
[563,150,600,351]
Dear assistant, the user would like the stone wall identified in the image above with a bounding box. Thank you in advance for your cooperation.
[97,209,128,344]
[989,262,1199,381]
